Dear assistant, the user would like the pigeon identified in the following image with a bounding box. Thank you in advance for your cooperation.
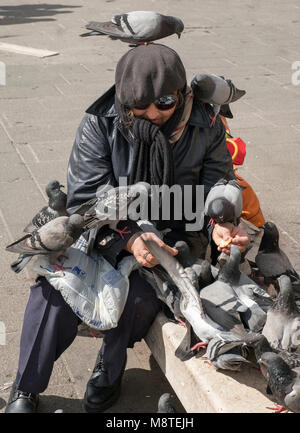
[82,11,184,44]
[255,221,300,286]
[77,182,151,255]
[252,334,300,376]
[258,352,300,413]
[204,178,243,225]
[138,223,251,350]
[78,182,151,231]
[157,393,176,413]
[24,180,67,233]
[262,275,300,351]
[10,180,68,273]
[206,342,251,371]
[218,245,269,332]
[6,214,84,270]
[191,74,246,126]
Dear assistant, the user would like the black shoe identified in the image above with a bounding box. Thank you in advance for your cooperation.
[83,352,126,413]
[5,383,39,413]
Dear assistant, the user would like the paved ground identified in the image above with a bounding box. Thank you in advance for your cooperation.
[0,0,299,414]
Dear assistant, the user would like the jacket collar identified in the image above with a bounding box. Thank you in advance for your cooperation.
[86,85,118,117]
[86,84,211,128]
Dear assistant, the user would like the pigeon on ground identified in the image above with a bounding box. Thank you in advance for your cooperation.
[204,178,243,225]
[157,393,176,413]
[6,214,84,270]
[255,221,300,286]
[191,74,246,126]
[258,352,300,413]
[81,11,184,44]
[10,180,68,273]
[262,275,300,351]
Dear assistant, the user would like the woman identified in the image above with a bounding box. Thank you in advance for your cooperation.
[5,43,248,413]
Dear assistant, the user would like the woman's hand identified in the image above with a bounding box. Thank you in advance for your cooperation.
[124,231,178,268]
[212,222,249,255]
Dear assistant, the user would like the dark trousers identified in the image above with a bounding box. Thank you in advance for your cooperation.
[15,271,162,394]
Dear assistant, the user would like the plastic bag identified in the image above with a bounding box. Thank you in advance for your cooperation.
[31,235,140,330]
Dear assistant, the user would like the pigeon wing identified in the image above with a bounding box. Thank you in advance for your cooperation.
[85,21,131,39]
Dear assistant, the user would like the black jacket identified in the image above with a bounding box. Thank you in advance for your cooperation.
[66,85,235,265]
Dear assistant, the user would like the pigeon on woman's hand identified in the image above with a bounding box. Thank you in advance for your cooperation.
[10,180,68,273]
[6,214,84,270]
[81,11,184,44]
[258,352,300,413]
[205,178,243,225]
[191,74,246,126]
[262,275,300,351]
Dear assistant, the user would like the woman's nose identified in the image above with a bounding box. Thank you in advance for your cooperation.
[144,103,160,120]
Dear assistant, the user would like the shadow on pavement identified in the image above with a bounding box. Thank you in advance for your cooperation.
[38,394,85,413]
[0,4,81,25]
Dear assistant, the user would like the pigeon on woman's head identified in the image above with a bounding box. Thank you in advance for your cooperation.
[191,73,246,126]
[82,11,184,44]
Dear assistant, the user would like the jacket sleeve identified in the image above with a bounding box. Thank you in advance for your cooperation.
[66,113,141,265]
[200,113,236,199]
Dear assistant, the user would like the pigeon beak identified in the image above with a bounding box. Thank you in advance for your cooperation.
[177,32,181,39]
[59,184,65,188]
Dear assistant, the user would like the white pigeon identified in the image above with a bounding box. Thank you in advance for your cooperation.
[82,11,184,44]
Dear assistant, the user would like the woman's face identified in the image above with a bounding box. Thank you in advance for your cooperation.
[131,91,179,126]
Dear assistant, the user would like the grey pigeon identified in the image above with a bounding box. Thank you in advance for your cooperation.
[82,11,184,44]
[139,227,249,348]
[24,180,67,233]
[10,179,68,273]
[262,275,300,351]
[191,74,246,126]
[138,235,255,363]
[207,343,251,371]
[218,245,269,332]
[258,352,300,413]
[204,178,243,225]
[157,393,176,413]
[252,334,300,377]
[6,214,84,270]
[77,182,151,255]
[79,182,151,231]
[255,221,300,285]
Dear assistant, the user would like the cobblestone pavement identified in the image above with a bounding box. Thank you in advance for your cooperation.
[0,0,299,413]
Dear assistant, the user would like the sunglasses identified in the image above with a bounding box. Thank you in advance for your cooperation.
[133,94,178,111]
